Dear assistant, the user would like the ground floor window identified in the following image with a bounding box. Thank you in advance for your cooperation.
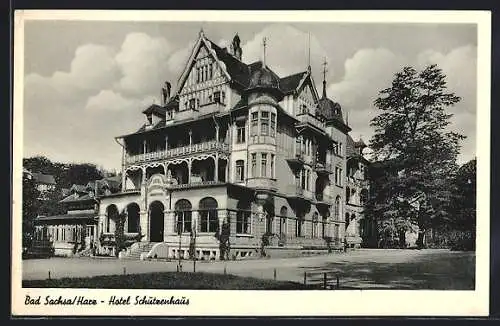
[175,199,192,234]
[236,210,251,234]
[296,218,304,237]
[312,213,319,238]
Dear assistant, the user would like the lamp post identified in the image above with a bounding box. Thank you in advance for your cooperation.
[177,219,182,272]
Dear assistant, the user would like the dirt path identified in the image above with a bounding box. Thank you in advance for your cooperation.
[21,249,475,289]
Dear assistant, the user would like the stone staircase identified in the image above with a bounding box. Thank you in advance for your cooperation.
[120,242,157,260]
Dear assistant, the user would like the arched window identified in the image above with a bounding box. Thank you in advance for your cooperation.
[126,203,140,233]
[105,205,119,233]
[199,197,218,233]
[279,206,288,236]
[236,201,251,234]
[175,199,192,234]
[334,196,341,220]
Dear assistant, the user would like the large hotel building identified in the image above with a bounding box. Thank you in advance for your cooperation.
[37,31,373,260]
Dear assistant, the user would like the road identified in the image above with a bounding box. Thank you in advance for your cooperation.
[21,249,475,289]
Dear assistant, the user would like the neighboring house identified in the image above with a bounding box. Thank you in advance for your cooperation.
[33,176,121,257]
[95,31,371,260]
[30,172,56,199]
[345,137,374,248]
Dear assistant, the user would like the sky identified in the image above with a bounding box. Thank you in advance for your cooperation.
[22,20,478,171]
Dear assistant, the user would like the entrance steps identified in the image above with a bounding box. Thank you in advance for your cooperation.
[120,242,157,260]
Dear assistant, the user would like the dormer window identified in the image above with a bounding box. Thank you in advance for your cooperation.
[166,110,174,121]
[188,98,199,110]
[213,91,225,104]
[146,114,153,125]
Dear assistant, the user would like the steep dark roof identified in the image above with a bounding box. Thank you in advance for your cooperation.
[31,173,56,185]
[207,40,250,88]
[246,61,282,93]
[280,71,307,95]
[346,135,357,157]
[142,104,166,116]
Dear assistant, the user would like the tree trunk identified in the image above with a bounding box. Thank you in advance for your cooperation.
[416,230,426,249]
[399,230,406,248]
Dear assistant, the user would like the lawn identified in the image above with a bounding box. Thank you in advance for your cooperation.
[22,272,318,290]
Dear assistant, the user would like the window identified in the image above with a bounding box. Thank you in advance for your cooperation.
[335,167,341,186]
[296,217,304,237]
[334,224,340,242]
[251,112,259,136]
[279,206,288,235]
[301,168,306,189]
[321,216,327,238]
[236,201,251,234]
[214,91,221,104]
[199,197,218,233]
[236,211,251,234]
[312,213,319,238]
[333,142,339,156]
[261,111,269,135]
[270,154,275,178]
[251,153,257,177]
[261,153,267,177]
[334,196,341,220]
[235,160,245,182]
[175,199,192,234]
[305,170,311,190]
[270,113,276,137]
[339,142,343,156]
[166,110,174,120]
[209,64,213,79]
[236,124,245,143]
[189,98,197,110]
[346,187,351,204]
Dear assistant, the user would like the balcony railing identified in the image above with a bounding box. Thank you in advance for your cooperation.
[170,180,226,190]
[314,161,333,174]
[296,113,325,130]
[126,140,229,164]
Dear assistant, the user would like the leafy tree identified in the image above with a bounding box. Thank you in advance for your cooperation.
[447,158,476,250]
[367,64,465,249]
[60,163,104,189]
[37,189,66,216]
[22,174,40,245]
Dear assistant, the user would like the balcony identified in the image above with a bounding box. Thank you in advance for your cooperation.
[314,162,333,175]
[126,140,229,165]
[285,184,310,201]
[315,193,333,207]
[286,152,306,167]
[247,177,277,191]
[296,112,325,131]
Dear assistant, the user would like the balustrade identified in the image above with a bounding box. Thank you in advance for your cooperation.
[296,112,325,130]
[126,140,229,164]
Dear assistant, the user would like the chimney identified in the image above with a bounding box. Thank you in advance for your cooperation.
[232,33,242,60]
[161,81,172,106]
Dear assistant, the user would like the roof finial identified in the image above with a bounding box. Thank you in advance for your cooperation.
[262,37,267,67]
[322,57,328,98]
[199,27,204,38]
[307,32,311,71]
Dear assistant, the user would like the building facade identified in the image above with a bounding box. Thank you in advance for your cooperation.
[34,177,121,256]
[96,31,371,260]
